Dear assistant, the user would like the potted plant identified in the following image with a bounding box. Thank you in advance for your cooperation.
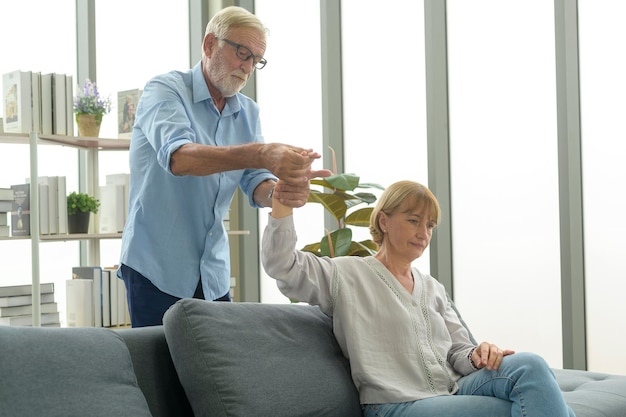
[300,148,385,257]
[302,172,384,257]
[73,79,111,137]
[67,191,100,234]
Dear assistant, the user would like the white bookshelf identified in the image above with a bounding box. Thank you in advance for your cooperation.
[0,131,130,325]
[0,131,250,322]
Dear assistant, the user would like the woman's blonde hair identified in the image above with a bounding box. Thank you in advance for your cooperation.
[369,180,441,245]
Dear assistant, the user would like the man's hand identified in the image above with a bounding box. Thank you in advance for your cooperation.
[273,150,332,208]
[261,144,330,185]
[272,181,310,208]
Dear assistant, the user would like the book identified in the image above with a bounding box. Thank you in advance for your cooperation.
[40,73,53,135]
[31,71,41,133]
[0,293,55,308]
[98,183,125,233]
[46,176,59,234]
[65,74,74,136]
[0,302,58,318]
[117,271,129,326]
[57,176,67,234]
[101,269,111,327]
[2,70,32,133]
[66,279,93,327]
[109,268,119,326]
[0,312,60,326]
[10,183,30,236]
[52,73,66,135]
[0,201,12,212]
[0,282,54,297]
[117,88,142,138]
[0,188,14,200]
[72,266,103,327]
[38,183,50,235]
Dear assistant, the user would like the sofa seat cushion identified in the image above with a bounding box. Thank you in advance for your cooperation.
[554,368,626,417]
[163,299,362,417]
[0,326,153,417]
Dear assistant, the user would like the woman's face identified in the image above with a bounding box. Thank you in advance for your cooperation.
[379,199,436,262]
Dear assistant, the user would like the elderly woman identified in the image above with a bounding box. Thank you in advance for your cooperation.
[262,179,575,417]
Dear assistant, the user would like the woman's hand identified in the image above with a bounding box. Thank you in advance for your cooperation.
[471,342,516,371]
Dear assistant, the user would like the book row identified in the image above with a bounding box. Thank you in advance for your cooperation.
[0,282,60,327]
[1,178,68,237]
[0,172,129,237]
[67,266,130,328]
[2,69,143,138]
[2,70,74,136]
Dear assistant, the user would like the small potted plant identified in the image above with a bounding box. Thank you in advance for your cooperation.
[73,79,111,137]
[67,191,100,234]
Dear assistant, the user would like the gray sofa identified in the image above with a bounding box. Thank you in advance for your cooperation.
[1,299,625,417]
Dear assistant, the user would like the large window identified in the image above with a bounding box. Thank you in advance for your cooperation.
[341,0,429,269]
[448,1,563,366]
[255,0,324,303]
[579,0,626,375]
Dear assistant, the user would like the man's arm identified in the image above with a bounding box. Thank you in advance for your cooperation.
[170,142,317,185]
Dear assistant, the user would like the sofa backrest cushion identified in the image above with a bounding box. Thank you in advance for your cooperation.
[163,299,362,417]
[0,326,153,417]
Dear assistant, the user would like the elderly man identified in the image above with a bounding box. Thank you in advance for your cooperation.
[118,6,328,327]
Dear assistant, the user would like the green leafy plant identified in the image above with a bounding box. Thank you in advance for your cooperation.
[67,191,100,215]
[302,172,385,258]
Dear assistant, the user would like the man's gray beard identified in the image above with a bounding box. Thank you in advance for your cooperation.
[214,78,246,97]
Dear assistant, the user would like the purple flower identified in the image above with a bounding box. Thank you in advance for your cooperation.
[73,79,112,119]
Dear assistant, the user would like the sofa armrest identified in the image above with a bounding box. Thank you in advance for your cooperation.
[116,326,194,417]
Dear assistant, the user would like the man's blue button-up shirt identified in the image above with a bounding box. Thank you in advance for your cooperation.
[119,62,275,300]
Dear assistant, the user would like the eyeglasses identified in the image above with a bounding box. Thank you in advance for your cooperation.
[219,38,267,70]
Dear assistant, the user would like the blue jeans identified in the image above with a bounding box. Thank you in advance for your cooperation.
[362,352,576,417]
[119,264,231,327]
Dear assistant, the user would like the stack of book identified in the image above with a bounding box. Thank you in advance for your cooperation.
[0,283,60,326]
[2,69,74,135]
[67,266,130,328]
[0,187,13,237]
